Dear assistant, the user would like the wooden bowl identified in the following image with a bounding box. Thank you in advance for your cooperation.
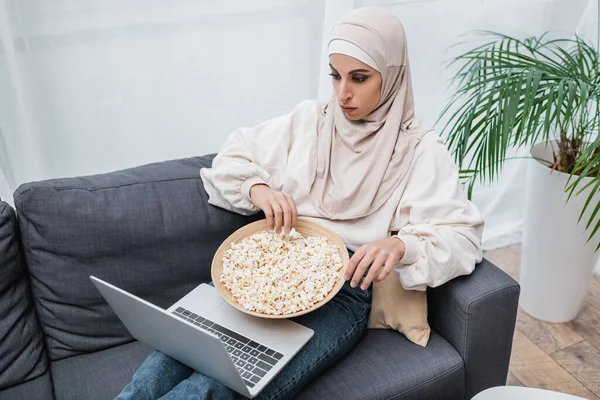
[211,218,349,319]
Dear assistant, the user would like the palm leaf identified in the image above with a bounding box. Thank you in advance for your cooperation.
[441,32,600,248]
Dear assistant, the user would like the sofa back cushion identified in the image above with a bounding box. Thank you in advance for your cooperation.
[0,200,48,389]
[14,156,260,361]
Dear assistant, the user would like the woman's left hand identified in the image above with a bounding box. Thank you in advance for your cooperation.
[344,237,406,290]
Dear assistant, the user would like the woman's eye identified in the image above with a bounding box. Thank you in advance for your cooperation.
[329,73,341,80]
[353,75,367,83]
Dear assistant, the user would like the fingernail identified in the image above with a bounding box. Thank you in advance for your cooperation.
[350,281,356,288]
[344,275,349,280]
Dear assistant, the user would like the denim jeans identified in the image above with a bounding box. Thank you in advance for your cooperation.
[117,281,371,400]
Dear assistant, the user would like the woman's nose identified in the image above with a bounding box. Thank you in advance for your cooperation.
[338,80,352,104]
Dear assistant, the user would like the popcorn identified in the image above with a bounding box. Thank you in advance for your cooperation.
[220,228,343,315]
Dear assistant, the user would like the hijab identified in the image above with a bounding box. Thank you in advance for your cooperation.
[308,6,433,220]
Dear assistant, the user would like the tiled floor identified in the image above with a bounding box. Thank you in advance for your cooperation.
[485,245,600,399]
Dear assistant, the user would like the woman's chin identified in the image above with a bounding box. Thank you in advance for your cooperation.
[345,113,364,121]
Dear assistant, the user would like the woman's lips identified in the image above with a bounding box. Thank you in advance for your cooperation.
[341,106,357,114]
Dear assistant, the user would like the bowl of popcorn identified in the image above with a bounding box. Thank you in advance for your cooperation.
[211,218,349,319]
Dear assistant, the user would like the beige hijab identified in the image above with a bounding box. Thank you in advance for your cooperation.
[308,7,433,220]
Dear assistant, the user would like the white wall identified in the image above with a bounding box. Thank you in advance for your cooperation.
[0,0,324,205]
[0,168,12,204]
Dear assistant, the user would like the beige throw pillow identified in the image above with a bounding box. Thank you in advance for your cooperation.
[367,270,431,347]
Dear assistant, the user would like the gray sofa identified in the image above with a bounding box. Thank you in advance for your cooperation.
[0,155,520,400]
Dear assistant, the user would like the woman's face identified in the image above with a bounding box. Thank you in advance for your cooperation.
[329,54,382,121]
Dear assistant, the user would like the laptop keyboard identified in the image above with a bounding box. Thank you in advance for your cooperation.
[172,307,284,388]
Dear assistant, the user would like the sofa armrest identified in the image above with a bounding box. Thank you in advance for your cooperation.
[427,258,520,399]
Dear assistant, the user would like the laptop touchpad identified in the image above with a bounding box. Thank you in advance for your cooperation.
[175,284,225,315]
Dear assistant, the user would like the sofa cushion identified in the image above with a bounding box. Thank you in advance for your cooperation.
[14,156,261,361]
[51,333,461,400]
[51,341,153,400]
[0,370,54,400]
[297,330,465,400]
[0,200,49,390]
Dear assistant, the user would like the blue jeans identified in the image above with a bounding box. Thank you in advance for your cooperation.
[117,281,371,400]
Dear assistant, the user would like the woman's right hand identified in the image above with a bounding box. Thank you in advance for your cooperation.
[249,184,298,234]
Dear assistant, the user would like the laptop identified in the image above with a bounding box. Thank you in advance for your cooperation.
[90,276,314,398]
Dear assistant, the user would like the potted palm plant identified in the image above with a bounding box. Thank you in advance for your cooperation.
[440,31,600,322]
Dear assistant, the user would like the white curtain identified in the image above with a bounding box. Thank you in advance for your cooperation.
[0,0,597,255]
[0,0,326,204]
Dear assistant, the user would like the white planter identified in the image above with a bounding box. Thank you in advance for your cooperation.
[520,142,600,322]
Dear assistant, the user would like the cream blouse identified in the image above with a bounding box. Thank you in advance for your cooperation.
[200,100,484,291]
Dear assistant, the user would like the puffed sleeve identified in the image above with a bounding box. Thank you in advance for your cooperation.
[390,134,484,291]
[200,101,316,215]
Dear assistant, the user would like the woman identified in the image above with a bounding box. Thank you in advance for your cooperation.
[118,6,483,400]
